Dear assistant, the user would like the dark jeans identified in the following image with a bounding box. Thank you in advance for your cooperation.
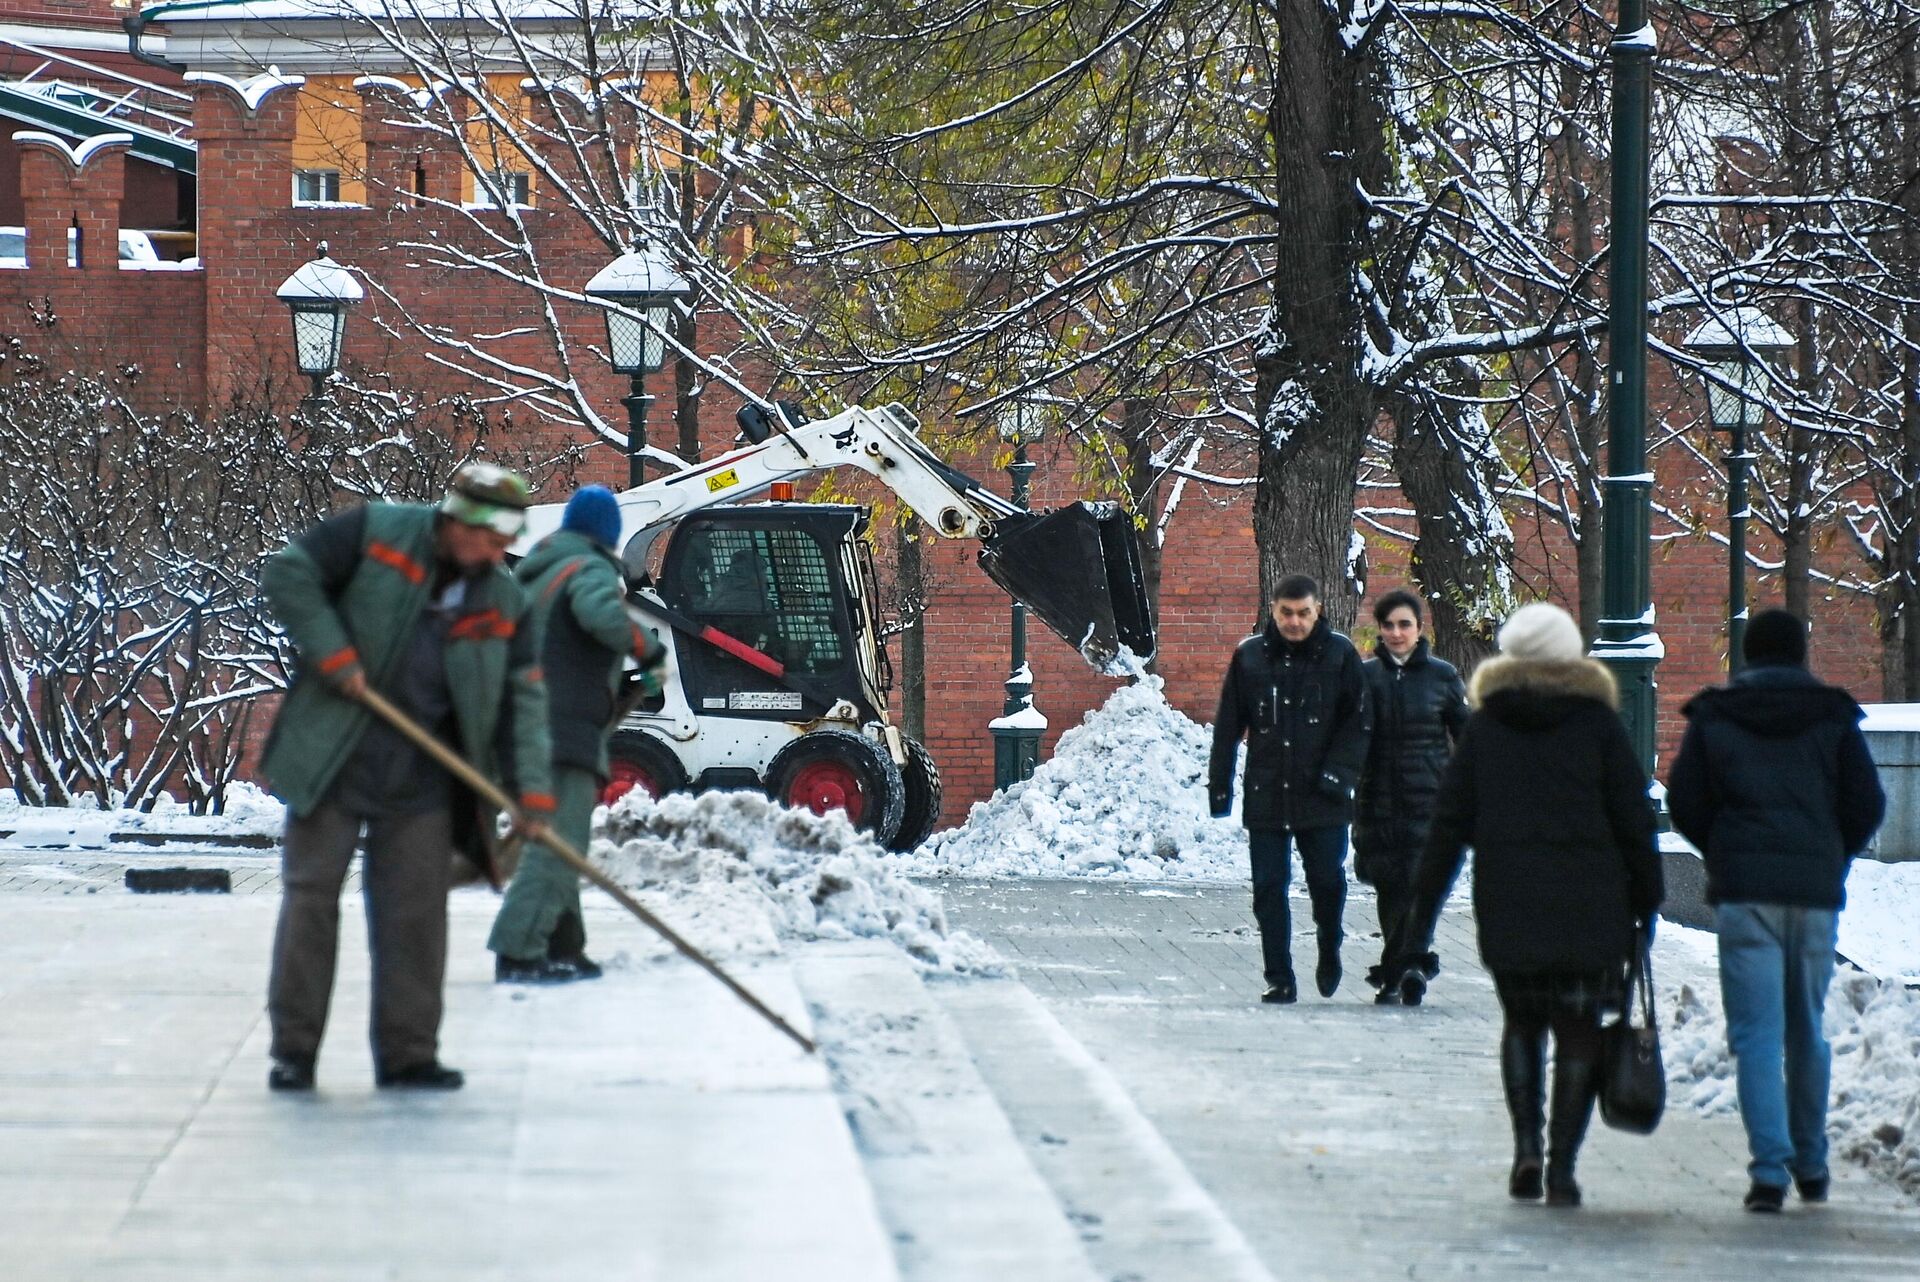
[269,801,454,1071]
[1248,826,1348,985]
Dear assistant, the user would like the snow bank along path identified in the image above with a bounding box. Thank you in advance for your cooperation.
[592,789,1000,975]
[906,674,1250,881]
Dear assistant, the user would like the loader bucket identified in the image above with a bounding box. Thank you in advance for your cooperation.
[978,502,1157,672]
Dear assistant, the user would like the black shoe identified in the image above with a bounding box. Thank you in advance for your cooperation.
[1315,949,1342,999]
[267,1056,315,1093]
[375,1061,465,1090]
[1545,1172,1581,1208]
[1794,1174,1829,1203]
[496,953,601,985]
[1261,979,1298,1004]
[1400,972,1426,1007]
[1744,1182,1786,1213]
[1373,985,1403,1006]
[1509,1158,1545,1201]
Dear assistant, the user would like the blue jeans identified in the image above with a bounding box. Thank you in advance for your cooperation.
[1716,902,1838,1190]
[1249,827,1348,986]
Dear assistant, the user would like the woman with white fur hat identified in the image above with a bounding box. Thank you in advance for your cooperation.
[1392,602,1663,1208]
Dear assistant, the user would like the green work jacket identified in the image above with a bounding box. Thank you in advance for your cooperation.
[259,503,553,818]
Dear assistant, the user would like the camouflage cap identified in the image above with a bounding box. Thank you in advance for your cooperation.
[440,461,532,537]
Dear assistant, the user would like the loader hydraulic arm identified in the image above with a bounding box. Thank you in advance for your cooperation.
[517,402,1156,670]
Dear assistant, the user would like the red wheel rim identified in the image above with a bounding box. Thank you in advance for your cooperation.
[785,759,868,824]
[602,759,662,807]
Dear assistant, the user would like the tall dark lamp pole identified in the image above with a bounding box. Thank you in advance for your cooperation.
[275,242,362,401]
[1684,306,1794,675]
[990,381,1046,790]
[585,241,692,489]
[1591,0,1659,774]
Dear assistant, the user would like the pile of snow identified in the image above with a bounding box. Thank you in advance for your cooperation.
[904,674,1249,881]
[1839,859,1920,984]
[1659,925,1920,1193]
[0,783,285,847]
[592,789,1001,975]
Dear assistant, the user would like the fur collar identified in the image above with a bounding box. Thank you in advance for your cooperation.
[1469,655,1618,711]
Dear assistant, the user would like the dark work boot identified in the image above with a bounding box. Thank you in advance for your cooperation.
[1315,938,1343,999]
[497,953,601,985]
[375,1060,465,1090]
[267,1055,315,1093]
[1262,975,1298,1004]
[1545,1036,1602,1207]
[1501,1028,1547,1201]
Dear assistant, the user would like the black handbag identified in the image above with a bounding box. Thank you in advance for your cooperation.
[1599,941,1666,1134]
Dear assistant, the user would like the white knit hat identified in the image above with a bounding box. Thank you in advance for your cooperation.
[1497,602,1583,663]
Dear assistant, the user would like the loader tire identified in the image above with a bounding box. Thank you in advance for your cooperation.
[886,737,943,852]
[603,730,690,808]
[767,730,905,846]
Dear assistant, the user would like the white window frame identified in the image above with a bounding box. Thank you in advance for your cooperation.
[292,169,342,206]
[471,169,532,210]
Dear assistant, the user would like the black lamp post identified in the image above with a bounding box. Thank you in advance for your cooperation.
[990,370,1047,791]
[274,242,362,400]
[1591,0,1659,775]
[1684,306,1794,674]
[584,240,692,488]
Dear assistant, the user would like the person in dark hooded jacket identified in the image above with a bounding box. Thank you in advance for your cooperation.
[1209,575,1371,1004]
[1397,602,1662,1209]
[1666,609,1885,1212]
[488,485,667,984]
[1355,589,1468,1004]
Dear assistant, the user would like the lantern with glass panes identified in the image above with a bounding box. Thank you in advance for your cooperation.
[584,240,693,488]
[1683,304,1796,673]
[275,243,363,399]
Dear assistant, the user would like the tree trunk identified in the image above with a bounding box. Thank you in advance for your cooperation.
[1122,398,1165,662]
[1253,0,1391,631]
[1386,371,1507,668]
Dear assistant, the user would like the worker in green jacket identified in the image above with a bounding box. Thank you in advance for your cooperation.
[490,485,667,983]
[260,462,554,1094]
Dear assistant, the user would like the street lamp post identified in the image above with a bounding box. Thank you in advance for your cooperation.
[274,242,363,400]
[1684,306,1795,674]
[584,240,693,489]
[1592,0,1659,775]
[990,382,1046,791]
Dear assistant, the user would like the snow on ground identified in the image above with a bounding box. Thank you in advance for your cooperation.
[1839,859,1920,984]
[905,674,1249,881]
[1658,921,1920,1193]
[0,784,284,846]
[592,789,1001,975]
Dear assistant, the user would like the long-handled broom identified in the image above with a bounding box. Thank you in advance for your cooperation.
[356,687,816,1054]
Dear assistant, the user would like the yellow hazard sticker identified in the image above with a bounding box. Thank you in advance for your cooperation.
[705,469,740,492]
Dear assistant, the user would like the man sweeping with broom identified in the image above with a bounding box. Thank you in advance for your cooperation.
[259,463,555,1093]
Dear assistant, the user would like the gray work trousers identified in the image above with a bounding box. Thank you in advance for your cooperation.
[267,802,453,1071]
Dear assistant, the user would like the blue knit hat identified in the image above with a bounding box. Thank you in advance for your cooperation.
[561,484,622,549]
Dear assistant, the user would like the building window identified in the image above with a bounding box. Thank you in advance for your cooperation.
[293,169,341,205]
[472,170,532,209]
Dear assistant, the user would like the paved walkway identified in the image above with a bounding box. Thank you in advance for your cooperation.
[0,844,1914,1279]
[936,878,1920,1280]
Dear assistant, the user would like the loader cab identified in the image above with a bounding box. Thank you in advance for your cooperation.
[658,504,889,725]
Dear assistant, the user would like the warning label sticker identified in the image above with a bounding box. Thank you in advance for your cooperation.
[728,690,804,712]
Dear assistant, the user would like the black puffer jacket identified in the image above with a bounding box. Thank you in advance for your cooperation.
[1355,638,1469,882]
[1405,656,1663,975]
[1208,616,1371,832]
[1666,664,1886,909]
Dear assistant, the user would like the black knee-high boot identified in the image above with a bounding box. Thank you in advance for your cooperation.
[1546,1031,1603,1207]
[1500,1026,1547,1200]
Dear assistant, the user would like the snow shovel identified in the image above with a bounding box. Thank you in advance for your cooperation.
[354,686,817,1055]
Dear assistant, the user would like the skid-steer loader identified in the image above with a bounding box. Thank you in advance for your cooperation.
[516,401,1155,850]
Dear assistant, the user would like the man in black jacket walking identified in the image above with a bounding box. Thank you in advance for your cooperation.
[1667,609,1885,1213]
[1209,575,1371,1002]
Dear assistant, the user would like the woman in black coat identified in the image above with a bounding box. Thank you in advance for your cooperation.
[1355,589,1468,1003]
[1398,603,1662,1208]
